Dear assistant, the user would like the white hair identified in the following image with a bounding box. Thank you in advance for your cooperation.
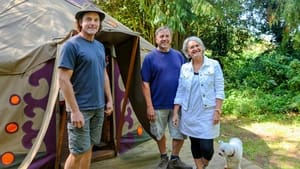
[182,36,205,58]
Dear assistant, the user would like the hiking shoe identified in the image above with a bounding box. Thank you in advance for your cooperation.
[167,158,193,169]
[156,157,169,169]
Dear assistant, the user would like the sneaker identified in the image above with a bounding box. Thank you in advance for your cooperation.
[167,158,193,169]
[156,157,169,169]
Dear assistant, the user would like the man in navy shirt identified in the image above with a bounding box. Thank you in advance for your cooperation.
[141,26,192,169]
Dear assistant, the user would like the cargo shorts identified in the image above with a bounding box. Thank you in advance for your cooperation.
[150,109,186,140]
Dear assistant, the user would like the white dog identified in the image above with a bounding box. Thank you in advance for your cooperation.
[218,137,243,169]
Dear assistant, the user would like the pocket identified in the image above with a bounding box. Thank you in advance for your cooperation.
[150,121,163,140]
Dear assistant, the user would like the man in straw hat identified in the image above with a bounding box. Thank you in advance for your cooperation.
[58,3,113,169]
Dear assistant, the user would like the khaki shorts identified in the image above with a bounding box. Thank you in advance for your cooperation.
[150,109,186,140]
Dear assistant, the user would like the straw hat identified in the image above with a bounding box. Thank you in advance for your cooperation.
[75,3,105,21]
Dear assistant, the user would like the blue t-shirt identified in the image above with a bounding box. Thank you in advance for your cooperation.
[141,48,185,109]
[59,35,106,110]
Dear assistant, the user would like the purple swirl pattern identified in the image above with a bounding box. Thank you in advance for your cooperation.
[22,59,54,151]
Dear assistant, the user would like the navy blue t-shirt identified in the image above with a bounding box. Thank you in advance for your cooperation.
[141,48,185,109]
[59,35,106,110]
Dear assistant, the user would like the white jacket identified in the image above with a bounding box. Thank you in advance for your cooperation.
[174,56,225,111]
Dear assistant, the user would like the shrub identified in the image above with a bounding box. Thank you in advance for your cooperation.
[223,48,300,117]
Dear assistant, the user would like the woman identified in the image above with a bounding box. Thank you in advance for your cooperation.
[172,36,225,169]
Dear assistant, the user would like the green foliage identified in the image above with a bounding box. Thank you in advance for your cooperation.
[278,0,300,50]
[245,0,300,50]
[95,0,300,53]
[94,0,155,42]
[225,50,296,91]
[222,89,259,115]
[223,48,300,116]
[244,51,291,91]
[223,88,300,118]
[186,0,249,57]
[96,0,252,54]
[286,59,300,90]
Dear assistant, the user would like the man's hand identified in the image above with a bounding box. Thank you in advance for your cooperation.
[172,112,179,128]
[147,106,155,121]
[71,111,85,128]
[105,101,113,116]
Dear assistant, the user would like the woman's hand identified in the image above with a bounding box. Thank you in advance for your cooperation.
[213,109,221,125]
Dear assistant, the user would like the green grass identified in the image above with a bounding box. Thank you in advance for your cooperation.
[219,114,300,169]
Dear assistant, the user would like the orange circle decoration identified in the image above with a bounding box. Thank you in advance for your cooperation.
[1,152,15,166]
[9,95,21,105]
[5,122,18,134]
[137,125,143,136]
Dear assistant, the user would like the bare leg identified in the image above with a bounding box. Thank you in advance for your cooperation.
[157,134,167,154]
[169,139,192,169]
[194,158,204,169]
[64,147,93,169]
[194,158,209,169]
[201,158,209,167]
[172,139,184,156]
[80,147,93,169]
[64,153,82,169]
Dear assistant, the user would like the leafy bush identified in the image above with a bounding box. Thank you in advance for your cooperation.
[286,59,300,91]
[223,48,300,117]
[222,89,259,115]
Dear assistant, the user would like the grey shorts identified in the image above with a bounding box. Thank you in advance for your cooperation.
[67,108,104,154]
[150,109,186,140]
